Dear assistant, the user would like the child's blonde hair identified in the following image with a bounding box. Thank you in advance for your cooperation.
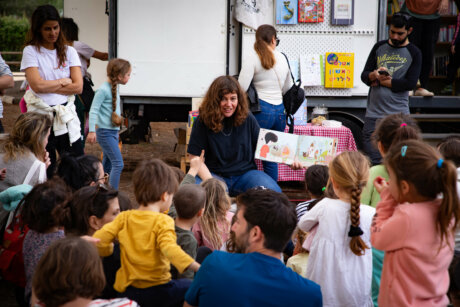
[385,140,460,247]
[329,151,370,256]
[200,178,231,250]
[107,58,130,126]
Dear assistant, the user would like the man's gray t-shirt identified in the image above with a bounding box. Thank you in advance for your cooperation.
[361,40,422,118]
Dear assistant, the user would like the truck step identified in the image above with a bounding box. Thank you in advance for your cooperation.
[411,114,460,122]
[421,133,460,141]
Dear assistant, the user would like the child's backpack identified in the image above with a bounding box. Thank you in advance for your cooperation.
[0,160,43,287]
[0,202,28,287]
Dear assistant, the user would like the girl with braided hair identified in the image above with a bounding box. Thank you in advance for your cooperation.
[87,58,131,189]
[371,139,460,307]
[298,151,375,306]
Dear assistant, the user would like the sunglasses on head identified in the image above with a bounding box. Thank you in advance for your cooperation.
[96,173,109,184]
[393,12,411,22]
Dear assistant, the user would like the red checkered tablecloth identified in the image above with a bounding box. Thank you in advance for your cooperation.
[256,124,357,181]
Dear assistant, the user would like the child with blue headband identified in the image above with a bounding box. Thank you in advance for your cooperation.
[371,139,460,307]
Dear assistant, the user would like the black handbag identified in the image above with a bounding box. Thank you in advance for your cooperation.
[247,80,261,113]
[78,76,95,112]
[281,53,305,133]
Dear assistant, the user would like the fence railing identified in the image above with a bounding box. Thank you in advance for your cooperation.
[0,51,22,66]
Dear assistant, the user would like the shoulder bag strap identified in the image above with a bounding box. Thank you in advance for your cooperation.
[23,159,42,185]
[281,52,298,84]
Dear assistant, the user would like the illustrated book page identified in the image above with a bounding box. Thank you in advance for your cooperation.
[255,128,337,167]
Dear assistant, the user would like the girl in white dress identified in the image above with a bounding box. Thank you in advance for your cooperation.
[298,151,375,307]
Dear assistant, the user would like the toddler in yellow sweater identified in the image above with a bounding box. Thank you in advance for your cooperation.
[93,159,200,307]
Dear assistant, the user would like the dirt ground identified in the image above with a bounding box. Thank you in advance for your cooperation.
[1,102,190,205]
[0,102,305,206]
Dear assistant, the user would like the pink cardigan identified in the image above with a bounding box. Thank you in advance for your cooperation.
[371,189,454,307]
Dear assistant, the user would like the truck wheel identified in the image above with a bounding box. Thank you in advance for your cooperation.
[328,115,363,150]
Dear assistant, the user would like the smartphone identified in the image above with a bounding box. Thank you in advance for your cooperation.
[378,70,390,76]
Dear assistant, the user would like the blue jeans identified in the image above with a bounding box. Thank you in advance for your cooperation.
[122,279,192,307]
[253,100,286,182]
[196,169,281,197]
[97,128,123,189]
[362,117,382,166]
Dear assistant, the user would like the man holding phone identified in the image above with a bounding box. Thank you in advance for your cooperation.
[360,13,422,165]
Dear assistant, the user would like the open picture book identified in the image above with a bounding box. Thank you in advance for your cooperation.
[255,128,338,167]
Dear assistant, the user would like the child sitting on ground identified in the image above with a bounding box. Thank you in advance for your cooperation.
[299,151,375,306]
[22,179,71,303]
[437,136,460,306]
[438,136,460,194]
[286,228,309,276]
[296,165,329,221]
[193,178,233,250]
[371,139,460,306]
[293,165,330,257]
[360,113,421,307]
[31,236,138,307]
[93,158,200,307]
[170,184,206,280]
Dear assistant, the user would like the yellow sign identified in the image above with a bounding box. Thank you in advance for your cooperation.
[325,52,354,88]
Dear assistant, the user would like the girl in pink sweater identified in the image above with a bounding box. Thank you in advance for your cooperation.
[371,139,460,307]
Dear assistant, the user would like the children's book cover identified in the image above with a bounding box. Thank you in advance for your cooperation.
[300,54,324,86]
[299,0,324,23]
[276,0,298,25]
[255,128,337,167]
[324,52,354,88]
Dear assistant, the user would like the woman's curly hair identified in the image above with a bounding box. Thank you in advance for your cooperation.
[198,75,249,133]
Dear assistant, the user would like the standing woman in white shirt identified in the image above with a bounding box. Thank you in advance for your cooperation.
[20,5,83,178]
[238,24,292,182]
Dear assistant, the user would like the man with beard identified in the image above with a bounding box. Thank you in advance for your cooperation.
[361,12,421,165]
[184,188,322,307]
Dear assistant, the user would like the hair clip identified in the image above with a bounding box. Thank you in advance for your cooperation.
[400,123,407,127]
[401,145,407,157]
[437,159,444,169]
[321,187,326,192]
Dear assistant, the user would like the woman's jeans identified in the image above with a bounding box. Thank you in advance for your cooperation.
[196,169,282,197]
[97,128,123,189]
[253,99,286,182]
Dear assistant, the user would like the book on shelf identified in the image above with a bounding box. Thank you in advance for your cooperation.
[298,0,324,23]
[276,0,298,25]
[300,54,324,86]
[255,128,337,167]
[324,52,354,88]
[447,1,458,15]
[432,55,449,77]
[438,26,456,43]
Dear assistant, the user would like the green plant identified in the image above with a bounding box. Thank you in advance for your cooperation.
[0,16,29,71]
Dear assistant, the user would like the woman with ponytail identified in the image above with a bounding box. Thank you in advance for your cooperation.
[87,58,131,189]
[298,151,375,306]
[371,139,460,307]
[238,24,292,182]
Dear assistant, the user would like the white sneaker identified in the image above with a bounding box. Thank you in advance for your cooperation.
[414,88,434,96]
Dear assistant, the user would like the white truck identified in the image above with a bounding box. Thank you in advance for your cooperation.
[64,0,460,146]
